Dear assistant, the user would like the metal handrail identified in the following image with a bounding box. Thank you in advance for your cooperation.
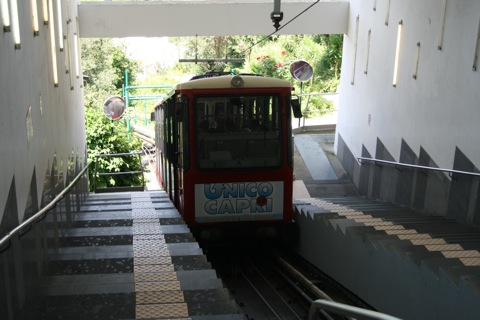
[309,300,402,320]
[358,157,480,178]
[96,152,143,157]
[0,161,91,249]
[295,92,338,128]
[94,152,145,193]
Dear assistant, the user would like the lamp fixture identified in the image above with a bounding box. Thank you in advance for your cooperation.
[231,75,244,88]
[31,0,39,35]
[48,0,58,86]
[42,0,48,24]
[1,0,10,31]
[393,20,403,87]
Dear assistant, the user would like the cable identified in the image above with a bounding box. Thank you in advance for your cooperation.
[241,0,321,55]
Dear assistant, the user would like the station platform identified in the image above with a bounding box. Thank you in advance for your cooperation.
[19,191,242,320]
[290,130,480,320]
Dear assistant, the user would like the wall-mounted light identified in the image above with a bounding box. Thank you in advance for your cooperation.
[73,32,80,78]
[31,0,39,36]
[42,0,48,24]
[65,22,74,89]
[438,0,447,50]
[351,15,360,85]
[473,18,480,71]
[364,29,371,74]
[1,0,11,31]
[56,0,63,51]
[10,0,21,48]
[393,20,403,87]
[48,0,58,86]
[385,0,391,26]
[413,42,420,79]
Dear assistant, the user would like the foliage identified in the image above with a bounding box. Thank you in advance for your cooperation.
[302,95,334,118]
[314,34,343,92]
[173,35,255,74]
[81,38,143,191]
[241,34,341,114]
[250,53,288,79]
[85,107,143,191]
[137,35,342,117]
[112,43,142,89]
[157,34,342,96]
[81,38,141,108]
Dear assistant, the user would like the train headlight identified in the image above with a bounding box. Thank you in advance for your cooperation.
[231,75,244,88]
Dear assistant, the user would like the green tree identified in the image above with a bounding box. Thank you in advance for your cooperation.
[85,107,143,191]
[172,34,341,116]
[314,34,343,92]
[81,39,140,108]
[112,43,141,89]
[81,38,144,191]
[174,35,250,74]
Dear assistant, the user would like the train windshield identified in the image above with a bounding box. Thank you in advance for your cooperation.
[196,94,283,169]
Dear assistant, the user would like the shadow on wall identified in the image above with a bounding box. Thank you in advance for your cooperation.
[336,133,480,227]
[0,154,90,319]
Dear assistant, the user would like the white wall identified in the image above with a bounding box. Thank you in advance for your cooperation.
[0,0,86,224]
[337,0,480,172]
[78,0,349,37]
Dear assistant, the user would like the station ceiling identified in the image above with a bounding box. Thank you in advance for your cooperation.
[78,0,349,37]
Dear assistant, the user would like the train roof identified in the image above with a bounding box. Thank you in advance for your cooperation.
[175,74,293,90]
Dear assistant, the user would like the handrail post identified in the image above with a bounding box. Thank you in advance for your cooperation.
[139,152,145,189]
[94,156,99,193]
[93,152,145,193]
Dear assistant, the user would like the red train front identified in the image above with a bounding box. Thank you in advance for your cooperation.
[154,73,301,238]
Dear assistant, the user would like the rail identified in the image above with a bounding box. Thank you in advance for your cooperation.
[0,161,91,250]
[94,152,145,193]
[357,157,480,178]
[309,300,402,320]
[296,92,338,128]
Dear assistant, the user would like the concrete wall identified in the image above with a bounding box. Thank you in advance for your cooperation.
[0,0,87,234]
[336,0,480,225]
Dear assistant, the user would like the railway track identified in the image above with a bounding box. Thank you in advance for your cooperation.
[204,242,372,320]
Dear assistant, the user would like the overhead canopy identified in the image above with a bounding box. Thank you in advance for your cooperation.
[78,0,349,38]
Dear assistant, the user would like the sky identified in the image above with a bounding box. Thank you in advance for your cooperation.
[121,37,180,69]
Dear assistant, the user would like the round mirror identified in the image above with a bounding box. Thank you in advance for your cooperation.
[103,96,126,120]
[290,60,313,82]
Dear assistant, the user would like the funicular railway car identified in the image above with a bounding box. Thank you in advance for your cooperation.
[154,73,301,238]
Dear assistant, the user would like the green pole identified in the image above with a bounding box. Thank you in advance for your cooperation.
[125,69,130,131]
[125,70,130,108]
[144,100,147,126]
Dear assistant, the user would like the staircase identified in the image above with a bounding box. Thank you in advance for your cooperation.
[17,191,242,320]
[292,196,480,320]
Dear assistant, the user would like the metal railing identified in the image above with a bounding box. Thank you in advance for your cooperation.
[0,162,91,320]
[0,161,91,251]
[358,157,480,178]
[94,152,145,193]
[309,300,402,320]
[296,92,338,128]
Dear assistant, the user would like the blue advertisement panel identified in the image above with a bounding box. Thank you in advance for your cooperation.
[194,181,284,223]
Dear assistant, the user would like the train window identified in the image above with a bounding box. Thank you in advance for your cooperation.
[195,94,282,169]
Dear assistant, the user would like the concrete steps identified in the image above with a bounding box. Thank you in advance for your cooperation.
[292,196,480,320]
[18,191,241,319]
